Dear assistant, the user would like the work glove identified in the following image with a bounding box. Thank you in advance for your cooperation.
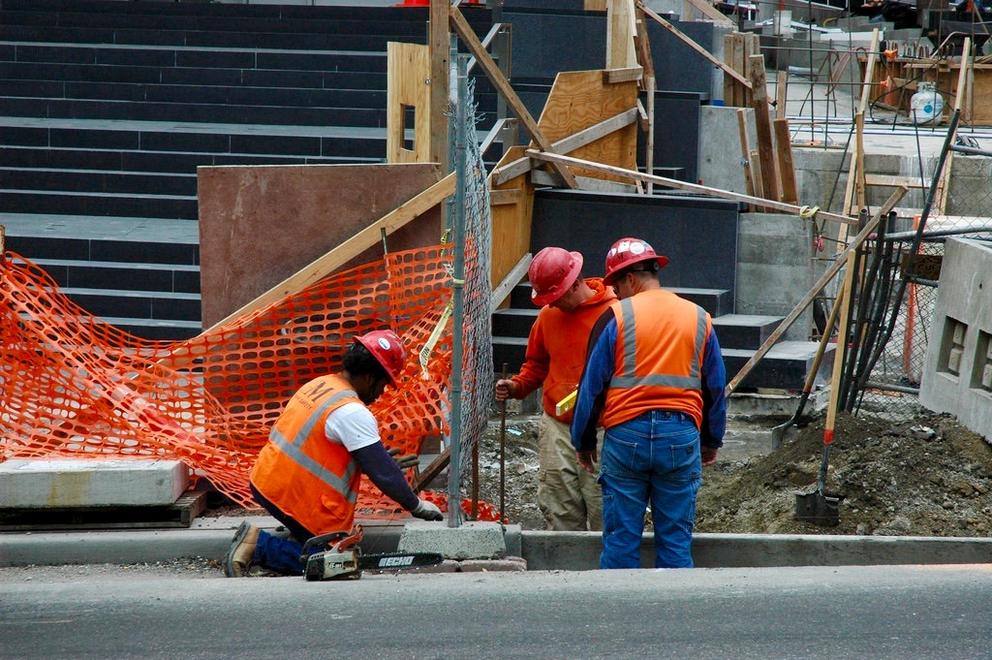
[411,498,444,521]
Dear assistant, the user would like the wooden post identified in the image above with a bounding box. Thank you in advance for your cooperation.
[386,43,431,163]
[723,33,741,106]
[934,38,971,214]
[841,28,880,220]
[854,111,866,211]
[429,0,449,171]
[775,69,788,119]
[748,54,779,203]
[774,117,798,205]
[607,0,638,69]
[635,11,655,194]
[737,109,756,198]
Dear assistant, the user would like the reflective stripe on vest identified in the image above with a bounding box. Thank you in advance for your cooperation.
[610,298,707,390]
[267,389,359,503]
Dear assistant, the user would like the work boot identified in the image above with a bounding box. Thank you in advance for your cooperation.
[224,521,260,577]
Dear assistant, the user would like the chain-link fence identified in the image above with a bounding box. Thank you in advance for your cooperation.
[852,122,992,419]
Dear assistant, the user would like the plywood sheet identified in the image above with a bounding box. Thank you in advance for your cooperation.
[489,146,535,291]
[387,42,431,163]
[536,70,638,183]
[198,163,443,327]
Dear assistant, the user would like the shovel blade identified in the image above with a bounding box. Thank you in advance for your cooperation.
[794,490,844,527]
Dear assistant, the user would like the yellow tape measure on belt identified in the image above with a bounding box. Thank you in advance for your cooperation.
[555,389,578,417]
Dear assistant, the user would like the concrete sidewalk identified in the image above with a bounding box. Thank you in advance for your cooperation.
[1,516,989,569]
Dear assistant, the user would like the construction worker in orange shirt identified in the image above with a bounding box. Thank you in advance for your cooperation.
[495,247,618,531]
[225,329,443,577]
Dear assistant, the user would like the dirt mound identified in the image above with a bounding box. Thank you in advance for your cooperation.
[478,412,992,536]
[696,413,992,536]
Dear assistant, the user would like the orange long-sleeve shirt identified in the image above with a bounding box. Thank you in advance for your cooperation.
[511,278,617,423]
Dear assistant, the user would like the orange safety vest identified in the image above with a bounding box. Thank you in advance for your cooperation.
[601,288,711,431]
[250,374,363,536]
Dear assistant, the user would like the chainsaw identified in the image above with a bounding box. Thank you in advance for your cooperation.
[300,526,444,581]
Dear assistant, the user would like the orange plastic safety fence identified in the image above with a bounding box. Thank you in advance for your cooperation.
[0,245,487,518]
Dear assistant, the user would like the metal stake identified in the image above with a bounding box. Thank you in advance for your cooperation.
[499,362,508,523]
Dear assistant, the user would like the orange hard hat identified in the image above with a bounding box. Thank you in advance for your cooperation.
[528,247,583,306]
[354,329,407,385]
[603,237,669,286]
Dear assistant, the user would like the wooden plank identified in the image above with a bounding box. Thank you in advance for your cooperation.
[204,173,456,332]
[639,4,752,90]
[774,117,798,205]
[775,69,788,119]
[725,187,908,395]
[681,0,735,27]
[491,108,638,185]
[855,111,865,212]
[748,54,779,203]
[607,0,638,69]
[585,0,608,10]
[429,0,449,170]
[412,447,450,493]
[534,70,639,184]
[604,66,643,84]
[490,252,532,312]
[488,146,535,288]
[723,33,738,106]
[737,109,756,197]
[633,14,655,80]
[749,148,764,205]
[387,42,431,163]
[864,174,928,188]
[839,29,879,228]
[934,38,971,214]
[525,149,857,225]
[449,6,578,189]
[489,188,521,205]
[634,10,655,192]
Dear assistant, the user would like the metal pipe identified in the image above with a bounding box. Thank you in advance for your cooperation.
[865,381,921,395]
[882,226,992,242]
[447,51,469,529]
[949,144,992,157]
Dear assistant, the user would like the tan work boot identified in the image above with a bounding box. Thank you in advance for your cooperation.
[224,521,260,577]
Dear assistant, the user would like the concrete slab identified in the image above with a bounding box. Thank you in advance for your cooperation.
[0,460,189,508]
[398,521,507,560]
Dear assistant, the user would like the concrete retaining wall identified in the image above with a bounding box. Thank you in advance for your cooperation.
[920,238,992,442]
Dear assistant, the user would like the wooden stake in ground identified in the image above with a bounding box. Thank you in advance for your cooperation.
[737,109,756,198]
[933,37,971,214]
[774,117,798,204]
[429,0,449,171]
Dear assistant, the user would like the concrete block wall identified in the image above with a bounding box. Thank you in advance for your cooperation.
[698,105,756,193]
[736,213,813,341]
[920,238,992,442]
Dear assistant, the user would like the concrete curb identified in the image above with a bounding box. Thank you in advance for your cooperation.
[2,522,990,569]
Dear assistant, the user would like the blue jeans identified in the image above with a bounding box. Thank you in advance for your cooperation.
[598,410,702,569]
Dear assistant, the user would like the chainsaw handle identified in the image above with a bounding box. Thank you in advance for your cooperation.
[300,532,349,558]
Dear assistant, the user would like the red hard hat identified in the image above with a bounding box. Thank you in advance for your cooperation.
[354,329,407,385]
[602,237,669,286]
[528,247,583,306]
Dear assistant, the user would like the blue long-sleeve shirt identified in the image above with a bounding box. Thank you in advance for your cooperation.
[570,308,727,452]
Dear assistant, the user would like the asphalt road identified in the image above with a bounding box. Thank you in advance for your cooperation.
[2,564,991,659]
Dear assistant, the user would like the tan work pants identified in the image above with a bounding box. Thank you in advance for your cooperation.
[537,413,603,531]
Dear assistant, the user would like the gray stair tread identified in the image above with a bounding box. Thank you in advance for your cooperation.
[0,166,194,178]
[1,145,380,162]
[60,286,200,300]
[99,316,201,329]
[0,115,390,139]
[31,257,199,272]
[492,308,538,317]
[492,336,528,345]
[669,287,731,295]
[711,314,783,327]
[1,212,199,242]
[722,341,824,360]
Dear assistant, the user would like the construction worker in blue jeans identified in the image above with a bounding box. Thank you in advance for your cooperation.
[571,237,726,569]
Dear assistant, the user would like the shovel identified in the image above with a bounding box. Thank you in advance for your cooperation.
[795,248,857,526]
[771,277,847,449]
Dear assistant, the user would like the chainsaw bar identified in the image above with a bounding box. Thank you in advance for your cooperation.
[361,552,444,571]
[305,550,444,581]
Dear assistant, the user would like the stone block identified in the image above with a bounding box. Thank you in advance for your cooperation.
[920,238,992,441]
[0,459,189,508]
[457,557,528,572]
[398,521,507,560]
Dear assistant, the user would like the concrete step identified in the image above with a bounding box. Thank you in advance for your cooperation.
[0,188,197,219]
[506,284,734,321]
[0,167,197,197]
[722,341,834,391]
[491,308,538,338]
[59,287,201,323]
[0,146,374,174]
[711,314,784,351]
[27,257,200,294]
[492,336,528,372]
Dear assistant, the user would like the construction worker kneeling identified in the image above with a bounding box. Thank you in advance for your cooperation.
[225,329,443,578]
[571,237,727,569]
